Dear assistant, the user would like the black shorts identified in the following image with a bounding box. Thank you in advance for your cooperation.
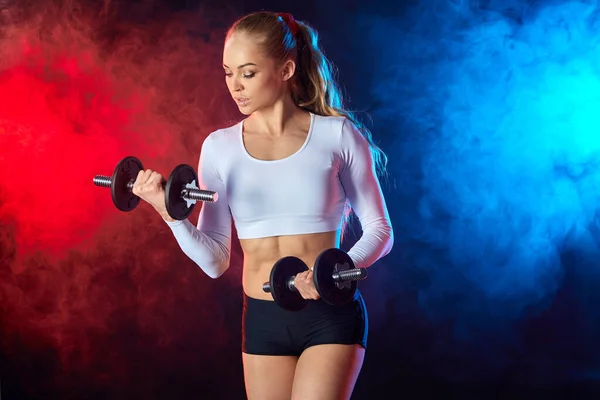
[242,290,368,356]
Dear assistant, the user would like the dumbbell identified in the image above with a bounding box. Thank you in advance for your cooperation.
[262,248,368,311]
[93,156,218,220]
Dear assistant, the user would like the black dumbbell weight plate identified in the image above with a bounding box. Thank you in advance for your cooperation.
[165,164,198,220]
[270,256,309,311]
[313,248,357,306]
[111,156,143,212]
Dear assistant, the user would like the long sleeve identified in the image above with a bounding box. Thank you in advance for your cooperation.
[339,118,394,268]
[163,134,232,278]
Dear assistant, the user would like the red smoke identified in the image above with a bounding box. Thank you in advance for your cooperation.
[0,46,133,257]
[0,1,243,397]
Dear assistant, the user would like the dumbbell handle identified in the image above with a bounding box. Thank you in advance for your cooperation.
[262,267,368,293]
[93,175,218,203]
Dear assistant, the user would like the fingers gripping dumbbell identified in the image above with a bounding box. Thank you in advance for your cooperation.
[262,248,368,311]
[93,156,218,220]
[263,257,309,311]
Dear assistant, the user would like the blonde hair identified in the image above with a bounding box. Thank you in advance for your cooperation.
[228,11,389,240]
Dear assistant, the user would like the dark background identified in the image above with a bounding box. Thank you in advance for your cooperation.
[1,0,600,398]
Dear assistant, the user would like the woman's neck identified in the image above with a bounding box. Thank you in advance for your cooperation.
[248,96,307,137]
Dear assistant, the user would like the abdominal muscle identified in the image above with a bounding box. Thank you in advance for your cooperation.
[239,231,340,300]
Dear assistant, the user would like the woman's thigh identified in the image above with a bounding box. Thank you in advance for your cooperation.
[291,344,365,400]
[242,352,298,400]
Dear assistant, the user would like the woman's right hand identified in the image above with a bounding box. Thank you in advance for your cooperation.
[132,169,175,222]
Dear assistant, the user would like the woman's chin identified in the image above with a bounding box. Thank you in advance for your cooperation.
[237,104,254,115]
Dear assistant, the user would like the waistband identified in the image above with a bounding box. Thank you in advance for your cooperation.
[244,289,363,311]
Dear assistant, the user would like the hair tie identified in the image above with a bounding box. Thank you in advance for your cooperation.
[277,12,298,36]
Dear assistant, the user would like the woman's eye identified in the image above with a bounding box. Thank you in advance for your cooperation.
[224,71,255,78]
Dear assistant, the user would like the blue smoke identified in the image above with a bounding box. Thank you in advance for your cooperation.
[357,0,600,385]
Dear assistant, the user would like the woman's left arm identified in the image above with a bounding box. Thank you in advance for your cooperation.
[339,118,394,269]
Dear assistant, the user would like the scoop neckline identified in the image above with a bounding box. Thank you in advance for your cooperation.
[239,112,315,163]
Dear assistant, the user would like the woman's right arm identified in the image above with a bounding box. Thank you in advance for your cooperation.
[164,135,231,278]
[134,134,232,279]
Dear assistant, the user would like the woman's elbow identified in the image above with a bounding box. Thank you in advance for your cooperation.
[185,252,230,279]
[203,261,230,279]
[382,221,394,257]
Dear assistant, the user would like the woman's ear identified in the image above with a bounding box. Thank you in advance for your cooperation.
[282,59,296,81]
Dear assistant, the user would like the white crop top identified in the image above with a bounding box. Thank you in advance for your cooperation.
[164,113,393,278]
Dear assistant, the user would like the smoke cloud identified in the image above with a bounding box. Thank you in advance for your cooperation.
[358,0,600,385]
[0,0,245,397]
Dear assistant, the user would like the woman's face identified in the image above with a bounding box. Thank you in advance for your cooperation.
[223,33,291,115]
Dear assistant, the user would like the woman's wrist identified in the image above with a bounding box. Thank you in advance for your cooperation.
[155,207,176,222]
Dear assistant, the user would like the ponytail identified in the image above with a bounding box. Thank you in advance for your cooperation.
[292,20,388,180]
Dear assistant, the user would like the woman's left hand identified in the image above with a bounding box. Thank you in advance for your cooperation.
[293,269,320,300]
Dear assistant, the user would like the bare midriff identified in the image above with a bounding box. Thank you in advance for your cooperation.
[240,231,339,300]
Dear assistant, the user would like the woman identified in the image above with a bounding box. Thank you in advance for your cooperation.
[133,11,393,400]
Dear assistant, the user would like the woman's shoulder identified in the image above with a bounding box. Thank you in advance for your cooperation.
[205,119,243,145]
[311,113,348,137]
[312,112,347,124]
